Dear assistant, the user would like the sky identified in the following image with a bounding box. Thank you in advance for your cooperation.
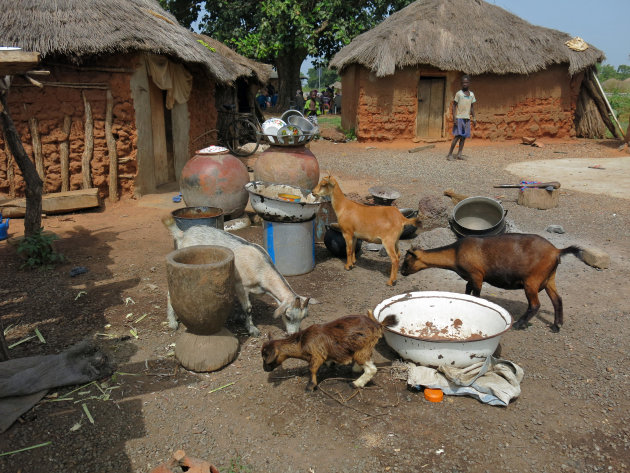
[301,0,629,75]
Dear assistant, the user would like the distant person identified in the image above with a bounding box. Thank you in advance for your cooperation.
[320,90,331,114]
[333,92,342,114]
[295,89,305,111]
[447,75,476,161]
[256,90,269,110]
[304,89,320,126]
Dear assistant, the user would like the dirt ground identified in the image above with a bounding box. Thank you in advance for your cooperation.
[1,138,629,473]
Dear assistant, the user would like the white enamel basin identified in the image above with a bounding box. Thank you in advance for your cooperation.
[374,291,512,368]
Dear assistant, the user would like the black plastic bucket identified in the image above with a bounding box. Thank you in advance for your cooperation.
[450,197,507,238]
[172,206,224,231]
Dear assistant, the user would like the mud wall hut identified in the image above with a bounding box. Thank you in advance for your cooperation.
[330,0,608,142]
[0,0,262,200]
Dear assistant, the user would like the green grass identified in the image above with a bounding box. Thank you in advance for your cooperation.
[317,114,341,128]
[604,90,630,138]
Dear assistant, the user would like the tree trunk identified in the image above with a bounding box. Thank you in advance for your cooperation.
[275,50,307,111]
[0,89,43,236]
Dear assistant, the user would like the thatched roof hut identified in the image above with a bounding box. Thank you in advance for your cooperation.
[0,0,260,200]
[0,0,238,84]
[331,0,610,141]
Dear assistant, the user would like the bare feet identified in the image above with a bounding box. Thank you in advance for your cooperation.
[446,155,456,161]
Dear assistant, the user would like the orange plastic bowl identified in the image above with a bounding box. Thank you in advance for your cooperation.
[424,388,444,402]
[278,193,301,202]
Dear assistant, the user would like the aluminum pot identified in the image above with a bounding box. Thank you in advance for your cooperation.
[374,291,512,368]
[450,196,507,238]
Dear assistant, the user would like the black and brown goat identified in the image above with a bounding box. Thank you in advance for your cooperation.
[262,312,397,391]
[401,233,586,332]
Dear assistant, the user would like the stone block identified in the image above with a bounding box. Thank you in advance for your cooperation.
[582,247,610,269]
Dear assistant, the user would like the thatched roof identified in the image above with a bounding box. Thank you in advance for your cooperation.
[0,0,240,84]
[330,0,605,77]
[195,34,270,85]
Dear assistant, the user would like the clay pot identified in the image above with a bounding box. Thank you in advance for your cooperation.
[166,245,234,335]
[253,145,320,190]
[179,149,250,217]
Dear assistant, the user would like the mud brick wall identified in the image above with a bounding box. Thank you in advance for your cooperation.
[356,68,419,141]
[344,64,581,141]
[471,65,583,140]
[0,56,138,198]
[188,75,217,155]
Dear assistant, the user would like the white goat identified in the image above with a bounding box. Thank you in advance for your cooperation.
[163,216,311,336]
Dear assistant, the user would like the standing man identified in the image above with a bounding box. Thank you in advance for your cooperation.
[447,75,476,161]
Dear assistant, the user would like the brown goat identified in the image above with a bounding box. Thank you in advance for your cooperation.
[400,233,585,332]
[313,175,422,286]
[261,312,398,391]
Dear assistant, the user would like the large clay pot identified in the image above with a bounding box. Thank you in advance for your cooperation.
[253,145,320,190]
[166,245,234,335]
[180,149,250,218]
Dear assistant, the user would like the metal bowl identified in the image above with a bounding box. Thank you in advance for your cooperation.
[374,291,512,368]
[281,109,304,123]
[369,186,401,205]
[244,181,322,222]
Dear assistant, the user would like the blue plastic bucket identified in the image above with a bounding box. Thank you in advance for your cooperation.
[263,218,315,276]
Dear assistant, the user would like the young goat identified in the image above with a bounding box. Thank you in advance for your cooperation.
[163,216,311,336]
[313,175,422,286]
[400,233,586,332]
[262,311,397,391]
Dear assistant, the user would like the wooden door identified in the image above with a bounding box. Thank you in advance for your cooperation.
[416,77,445,139]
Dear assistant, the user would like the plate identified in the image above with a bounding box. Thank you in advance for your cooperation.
[262,118,286,136]
[196,145,229,155]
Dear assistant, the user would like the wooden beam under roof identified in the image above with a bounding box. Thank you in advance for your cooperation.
[0,50,40,75]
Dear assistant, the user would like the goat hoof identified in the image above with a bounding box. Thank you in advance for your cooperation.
[513,320,528,330]
[305,383,317,392]
[248,327,261,337]
[350,381,359,389]
[550,324,561,333]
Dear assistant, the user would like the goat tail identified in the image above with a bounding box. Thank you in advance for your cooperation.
[366,310,397,328]
[379,314,398,328]
[560,245,584,262]
[161,214,184,243]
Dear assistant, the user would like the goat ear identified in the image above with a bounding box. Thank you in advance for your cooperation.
[292,296,301,309]
[272,304,285,318]
[266,332,272,341]
[301,297,310,309]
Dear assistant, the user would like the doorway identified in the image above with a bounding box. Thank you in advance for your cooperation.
[148,80,175,187]
[416,77,445,139]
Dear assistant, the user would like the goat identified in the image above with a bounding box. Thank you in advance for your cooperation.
[261,311,397,391]
[400,233,586,332]
[312,175,422,286]
[163,216,311,336]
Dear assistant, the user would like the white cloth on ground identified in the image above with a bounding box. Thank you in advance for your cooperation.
[407,356,524,407]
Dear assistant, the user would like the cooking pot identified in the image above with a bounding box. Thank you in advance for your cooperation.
[324,224,362,258]
[450,197,507,238]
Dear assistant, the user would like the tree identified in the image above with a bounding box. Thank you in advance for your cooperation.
[616,65,630,79]
[597,63,619,81]
[160,0,414,109]
[306,63,339,90]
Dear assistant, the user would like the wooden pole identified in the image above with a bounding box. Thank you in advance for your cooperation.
[106,90,118,201]
[60,115,71,192]
[583,70,620,139]
[29,117,45,192]
[0,80,43,237]
[593,72,626,141]
[1,127,16,197]
[81,91,93,189]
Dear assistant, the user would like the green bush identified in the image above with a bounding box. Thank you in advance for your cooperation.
[17,228,65,270]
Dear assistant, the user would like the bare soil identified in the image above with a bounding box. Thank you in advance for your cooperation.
[1,138,629,473]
